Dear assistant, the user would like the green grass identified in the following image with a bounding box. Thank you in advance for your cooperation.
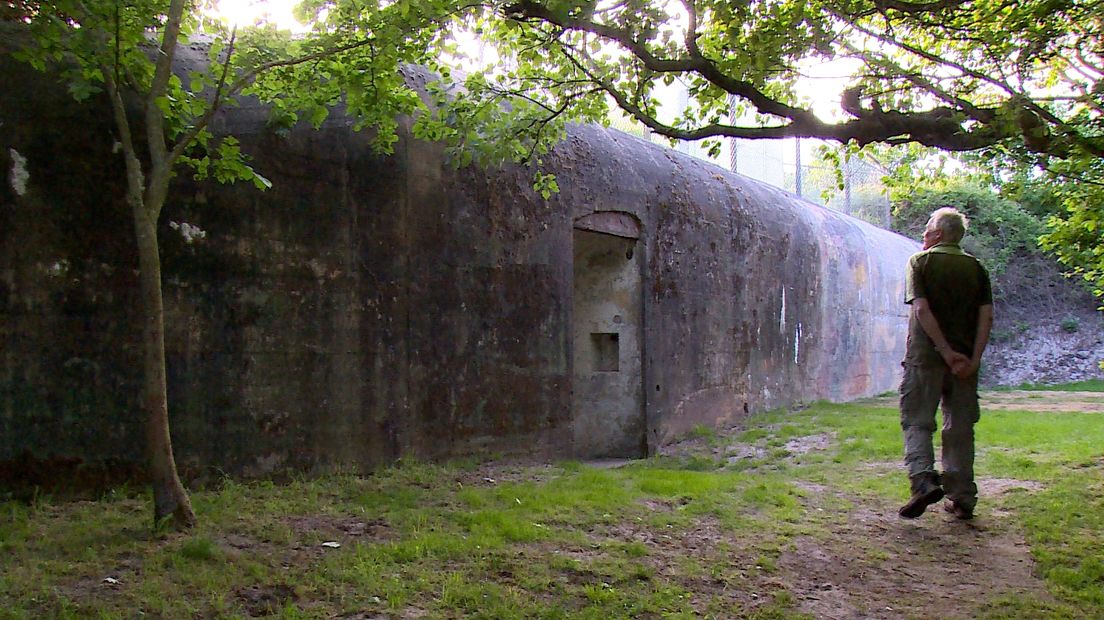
[776,398,1104,612]
[2,392,1102,618]
[0,460,805,618]
[1010,472,1104,608]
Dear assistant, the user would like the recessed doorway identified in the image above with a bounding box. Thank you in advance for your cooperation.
[571,223,645,458]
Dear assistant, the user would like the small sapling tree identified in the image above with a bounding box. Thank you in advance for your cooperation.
[6,0,441,529]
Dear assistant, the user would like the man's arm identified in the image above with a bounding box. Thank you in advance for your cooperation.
[913,298,970,370]
[954,304,993,379]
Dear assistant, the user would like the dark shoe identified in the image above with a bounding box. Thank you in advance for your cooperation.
[898,485,945,519]
[943,499,974,520]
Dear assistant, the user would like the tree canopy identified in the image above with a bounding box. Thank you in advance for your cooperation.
[8,0,1100,174]
[399,0,1096,160]
[327,0,1104,221]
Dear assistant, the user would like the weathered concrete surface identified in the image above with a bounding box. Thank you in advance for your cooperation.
[0,52,916,489]
[537,128,915,447]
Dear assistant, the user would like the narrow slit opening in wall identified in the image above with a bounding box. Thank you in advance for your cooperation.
[592,332,619,371]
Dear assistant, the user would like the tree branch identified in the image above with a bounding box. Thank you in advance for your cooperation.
[102,60,146,209]
[870,0,971,14]
[504,0,815,123]
[165,26,237,167]
[145,0,186,191]
[839,40,993,123]
[841,14,1069,129]
[553,37,994,149]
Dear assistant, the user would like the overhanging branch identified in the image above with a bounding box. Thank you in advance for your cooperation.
[501,0,1104,156]
[551,37,997,149]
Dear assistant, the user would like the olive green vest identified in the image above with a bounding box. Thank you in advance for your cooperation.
[904,243,993,366]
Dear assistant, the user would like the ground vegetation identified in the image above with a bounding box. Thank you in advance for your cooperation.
[2,390,1102,618]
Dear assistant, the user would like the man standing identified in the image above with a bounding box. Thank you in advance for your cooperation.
[898,207,994,520]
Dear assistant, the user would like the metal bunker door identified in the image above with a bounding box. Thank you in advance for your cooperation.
[572,212,645,458]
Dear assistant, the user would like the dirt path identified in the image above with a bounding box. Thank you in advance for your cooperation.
[863,390,1104,413]
[979,390,1104,412]
[626,475,1049,619]
[649,390,1096,618]
[777,476,1049,619]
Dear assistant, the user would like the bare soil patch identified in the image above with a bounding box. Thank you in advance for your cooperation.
[546,461,1054,619]
[980,390,1104,412]
[775,483,1049,620]
[864,389,1104,413]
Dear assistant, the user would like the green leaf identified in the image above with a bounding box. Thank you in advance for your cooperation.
[252,173,273,190]
[309,105,329,128]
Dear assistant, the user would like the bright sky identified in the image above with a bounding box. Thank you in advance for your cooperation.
[209,0,306,30]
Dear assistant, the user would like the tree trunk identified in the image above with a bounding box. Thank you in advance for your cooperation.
[132,202,196,529]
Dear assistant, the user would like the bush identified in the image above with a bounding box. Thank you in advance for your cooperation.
[1061,317,1080,333]
[892,183,1046,278]
[890,183,1072,315]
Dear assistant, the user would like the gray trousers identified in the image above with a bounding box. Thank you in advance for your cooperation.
[899,363,980,509]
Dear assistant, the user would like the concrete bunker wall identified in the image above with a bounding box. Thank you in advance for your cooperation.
[0,56,916,486]
[533,128,914,448]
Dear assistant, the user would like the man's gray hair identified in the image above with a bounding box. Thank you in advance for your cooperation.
[930,207,968,243]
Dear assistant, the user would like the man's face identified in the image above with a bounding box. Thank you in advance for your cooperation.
[922,220,942,250]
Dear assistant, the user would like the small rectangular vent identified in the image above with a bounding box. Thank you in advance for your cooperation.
[591,332,619,371]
